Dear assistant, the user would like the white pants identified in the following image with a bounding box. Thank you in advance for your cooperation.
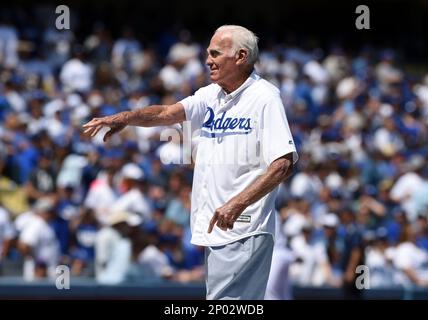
[205,234,274,300]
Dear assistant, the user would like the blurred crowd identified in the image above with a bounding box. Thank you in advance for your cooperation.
[1,7,428,293]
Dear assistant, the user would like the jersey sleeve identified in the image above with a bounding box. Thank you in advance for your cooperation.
[261,97,298,166]
[179,86,211,133]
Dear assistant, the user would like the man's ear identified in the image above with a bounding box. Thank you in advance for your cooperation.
[236,49,248,65]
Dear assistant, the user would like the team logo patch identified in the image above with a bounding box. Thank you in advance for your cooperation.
[236,215,251,223]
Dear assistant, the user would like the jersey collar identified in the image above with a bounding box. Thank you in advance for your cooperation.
[220,70,260,103]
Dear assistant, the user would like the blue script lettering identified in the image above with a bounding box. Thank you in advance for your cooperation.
[202,107,251,132]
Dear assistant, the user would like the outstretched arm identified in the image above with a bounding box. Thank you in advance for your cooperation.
[208,153,294,233]
[83,103,186,142]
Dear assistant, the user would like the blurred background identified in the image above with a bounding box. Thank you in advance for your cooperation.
[0,0,428,299]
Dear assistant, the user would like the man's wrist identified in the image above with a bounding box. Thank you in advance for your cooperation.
[116,110,137,126]
[230,197,249,211]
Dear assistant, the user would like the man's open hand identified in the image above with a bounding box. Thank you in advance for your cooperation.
[82,114,127,142]
[208,201,246,233]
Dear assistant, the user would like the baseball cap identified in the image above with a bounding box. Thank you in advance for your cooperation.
[107,210,143,227]
[121,163,144,180]
[321,213,339,228]
[33,197,55,214]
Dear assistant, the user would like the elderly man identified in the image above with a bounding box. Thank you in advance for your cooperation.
[83,25,298,300]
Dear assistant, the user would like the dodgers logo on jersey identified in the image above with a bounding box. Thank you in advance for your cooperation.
[201,107,252,137]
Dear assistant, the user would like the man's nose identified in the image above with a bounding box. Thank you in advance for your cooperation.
[206,55,213,67]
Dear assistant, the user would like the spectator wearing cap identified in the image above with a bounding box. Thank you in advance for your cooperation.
[95,210,140,284]
[111,163,151,223]
[17,197,60,280]
[312,212,344,287]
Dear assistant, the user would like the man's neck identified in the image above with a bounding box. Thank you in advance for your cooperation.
[221,70,253,94]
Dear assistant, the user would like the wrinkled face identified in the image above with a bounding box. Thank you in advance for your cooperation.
[206,32,238,86]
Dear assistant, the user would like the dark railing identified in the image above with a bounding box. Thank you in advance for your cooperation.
[1,277,428,300]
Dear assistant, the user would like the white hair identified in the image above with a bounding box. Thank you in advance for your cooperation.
[215,25,259,66]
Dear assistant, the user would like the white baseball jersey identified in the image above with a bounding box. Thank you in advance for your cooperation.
[180,72,298,246]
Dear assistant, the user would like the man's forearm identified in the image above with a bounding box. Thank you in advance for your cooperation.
[230,154,293,209]
[119,105,168,127]
[112,103,185,127]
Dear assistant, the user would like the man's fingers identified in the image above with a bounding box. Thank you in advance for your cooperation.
[208,213,218,233]
[217,220,227,231]
[82,118,102,128]
[90,125,103,137]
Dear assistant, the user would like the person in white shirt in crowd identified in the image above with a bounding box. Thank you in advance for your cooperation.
[84,25,298,300]
[0,19,19,69]
[95,210,140,284]
[3,79,26,113]
[17,197,60,280]
[312,213,346,287]
[60,45,93,93]
[390,155,425,222]
[287,213,342,288]
[43,26,74,71]
[165,183,192,228]
[390,224,428,288]
[130,231,175,280]
[375,50,403,96]
[111,163,151,223]
[373,117,404,157]
[289,161,323,204]
[0,206,16,275]
[160,42,203,92]
[302,51,330,106]
[84,165,119,226]
[111,27,142,73]
[111,26,144,76]
[364,227,397,288]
